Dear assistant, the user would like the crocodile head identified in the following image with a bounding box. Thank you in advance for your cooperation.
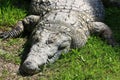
[21,28,71,74]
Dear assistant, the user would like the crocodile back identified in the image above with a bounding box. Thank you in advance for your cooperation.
[30,0,105,21]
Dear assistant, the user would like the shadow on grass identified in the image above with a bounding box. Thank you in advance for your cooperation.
[18,37,32,76]
[0,0,30,10]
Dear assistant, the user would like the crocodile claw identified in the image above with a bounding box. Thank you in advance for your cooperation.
[0,32,9,39]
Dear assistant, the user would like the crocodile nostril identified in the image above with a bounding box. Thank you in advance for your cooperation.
[25,61,32,65]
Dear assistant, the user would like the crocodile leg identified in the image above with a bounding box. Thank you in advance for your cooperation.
[0,21,24,39]
[92,22,117,46]
[0,15,40,39]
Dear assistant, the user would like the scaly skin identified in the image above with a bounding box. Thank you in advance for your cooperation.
[0,0,117,75]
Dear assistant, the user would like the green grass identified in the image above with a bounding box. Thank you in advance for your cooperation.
[44,37,120,80]
[0,0,120,80]
[0,0,28,27]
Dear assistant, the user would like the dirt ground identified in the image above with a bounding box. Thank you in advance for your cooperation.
[0,58,47,80]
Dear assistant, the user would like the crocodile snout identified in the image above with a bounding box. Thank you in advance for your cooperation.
[21,61,40,75]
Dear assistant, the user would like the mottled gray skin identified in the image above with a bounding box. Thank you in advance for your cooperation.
[0,0,116,75]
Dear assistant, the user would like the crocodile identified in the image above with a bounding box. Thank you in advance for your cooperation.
[0,0,117,75]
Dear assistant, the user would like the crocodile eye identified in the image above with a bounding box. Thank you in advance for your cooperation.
[46,39,54,44]
[58,41,69,50]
